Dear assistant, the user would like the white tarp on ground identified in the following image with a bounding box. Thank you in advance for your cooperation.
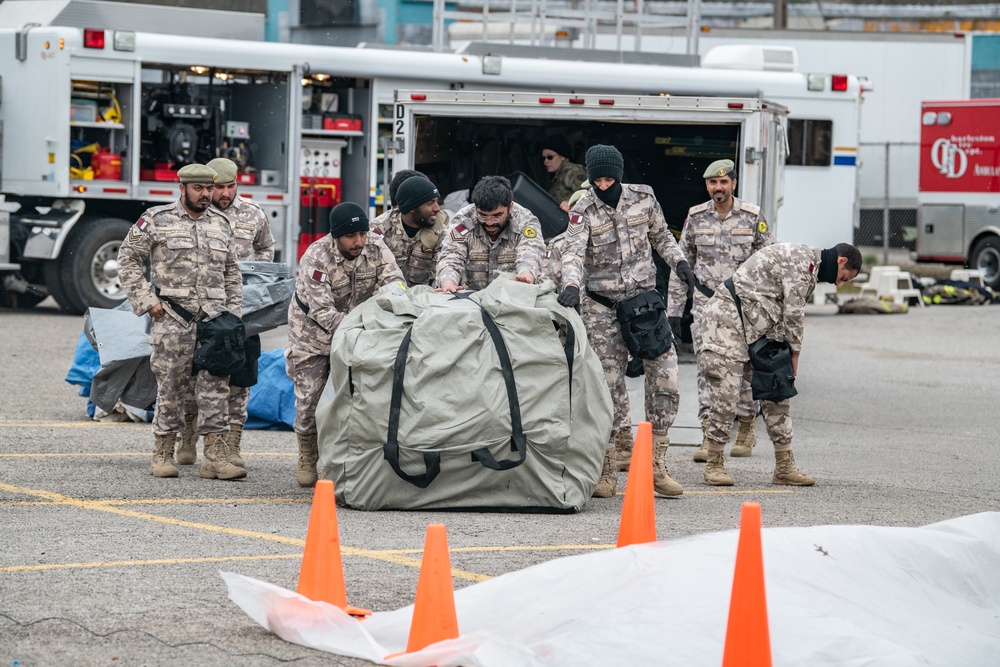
[222,513,1000,666]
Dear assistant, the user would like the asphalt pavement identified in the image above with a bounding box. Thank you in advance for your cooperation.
[2,300,999,666]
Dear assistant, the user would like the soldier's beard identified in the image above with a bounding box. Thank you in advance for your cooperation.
[183,192,211,213]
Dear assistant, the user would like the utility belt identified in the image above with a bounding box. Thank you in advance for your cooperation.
[723,278,798,402]
[586,287,672,360]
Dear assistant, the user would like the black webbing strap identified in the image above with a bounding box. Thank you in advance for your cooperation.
[153,287,196,324]
[382,294,528,488]
[694,278,714,298]
[724,277,747,338]
[584,288,616,309]
[382,327,441,488]
[294,292,310,315]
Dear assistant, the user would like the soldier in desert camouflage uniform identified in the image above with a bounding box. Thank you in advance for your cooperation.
[542,135,588,212]
[286,202,404,487]
[117,163,245,481]
[666,159,775,462]
[699,242,861,487]
[174,158,277,469]
[370,174,448,286]
[557,144,697,498]
[436,175,546,292]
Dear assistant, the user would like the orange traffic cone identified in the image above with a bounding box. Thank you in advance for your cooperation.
[721,502,772,667]
[401,523,460,653]
[617,421,657,548]
[296,479,371,618]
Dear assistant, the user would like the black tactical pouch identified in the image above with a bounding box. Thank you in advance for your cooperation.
[615,290,673,360]
[229,334,262,388]
[193,312,247,377]
[724,278,798,403]
[747,336,798,402]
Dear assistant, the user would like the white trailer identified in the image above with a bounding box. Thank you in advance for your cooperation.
[0,24,863,312]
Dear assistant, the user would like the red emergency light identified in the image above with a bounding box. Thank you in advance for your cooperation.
[831,75,849,92]
[83,29,105,49]
[728,102,744,109]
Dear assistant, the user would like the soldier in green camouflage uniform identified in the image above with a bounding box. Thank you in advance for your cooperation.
[558,144,697,498]
[370,174,448,286]
[542,136,588,212]
[117,163,245,481]
[667,159,775,462]
[175,158,276,469]
[286,202,404,487]
[699,242,861,487]
[436,176,546,292]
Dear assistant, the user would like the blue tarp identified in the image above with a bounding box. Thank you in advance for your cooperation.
[65,331,295,430]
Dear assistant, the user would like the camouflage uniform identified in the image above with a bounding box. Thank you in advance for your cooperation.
[370,207,448,286]
[542,232,570,292]
[699,243,820,452]
[286,234,404,435]
[436,202,546,291]
[668,197,774,420]
[548,160,588,204]
[117,199,242,437]
[215,194,275,430]
[225,195,275,261]
[561,185,689,444]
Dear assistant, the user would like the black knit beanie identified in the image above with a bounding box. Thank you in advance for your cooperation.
[543,135,573,160]
[328,202,369,238]
[585,144,624,183]
[395,176,440,214]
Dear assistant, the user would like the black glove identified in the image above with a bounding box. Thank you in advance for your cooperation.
[675,261,696,295]
[557,285,580,308]
[668,316,683,342]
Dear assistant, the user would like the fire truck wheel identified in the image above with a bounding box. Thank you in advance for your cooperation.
[971,235,1000,290]
[62,218,132,312]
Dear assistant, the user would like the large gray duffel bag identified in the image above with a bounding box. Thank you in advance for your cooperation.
[316,277,613,512]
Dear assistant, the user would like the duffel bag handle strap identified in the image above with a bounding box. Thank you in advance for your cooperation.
[468,305,527,471]
[383,327,442,488]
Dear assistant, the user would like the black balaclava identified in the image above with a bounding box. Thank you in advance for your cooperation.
[594,181,623,208]
[817,247,839,283]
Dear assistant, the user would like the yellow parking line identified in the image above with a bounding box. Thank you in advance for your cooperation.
[0,481,489,582]
[0,554,301,573]
[616,488,797,496]
[0,421,131,428]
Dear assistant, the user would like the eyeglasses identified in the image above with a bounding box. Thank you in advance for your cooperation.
[542,153,558,161]
[476,209,507,223]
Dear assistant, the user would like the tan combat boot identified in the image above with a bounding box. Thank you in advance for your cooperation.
[702,450,735,486]
[151,433,180,478]
[652,436,683,496]
[199,432,247,480]
[730,415,757,457]
[614,430,633,472]
[693,418,709,462]
[592,449,618,498]
[225,424,246,468]
[175,414,198,465]
[772,451,815,486]
[296,433,319,488]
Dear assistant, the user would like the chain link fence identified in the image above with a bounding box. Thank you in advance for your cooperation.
[856,141,920,265]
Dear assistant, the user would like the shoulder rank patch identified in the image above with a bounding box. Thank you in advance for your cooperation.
[524,227,537,239]
[451,223,470,243]
[757,220,768,234]
[311,270,328,283]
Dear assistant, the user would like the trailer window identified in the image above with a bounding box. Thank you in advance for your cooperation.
[786,119,832,166]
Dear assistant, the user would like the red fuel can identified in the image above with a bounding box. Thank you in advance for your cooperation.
[92,148,122,181]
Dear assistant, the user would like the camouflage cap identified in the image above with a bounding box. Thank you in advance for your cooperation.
[703,159,735,179]
[205,158,238,184]
[177,164,219,184]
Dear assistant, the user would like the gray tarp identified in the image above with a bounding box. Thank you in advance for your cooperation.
[83,262,293,414]
[316,277,613,512]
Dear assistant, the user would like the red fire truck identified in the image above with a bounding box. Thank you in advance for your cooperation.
[915,99,1000,288]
